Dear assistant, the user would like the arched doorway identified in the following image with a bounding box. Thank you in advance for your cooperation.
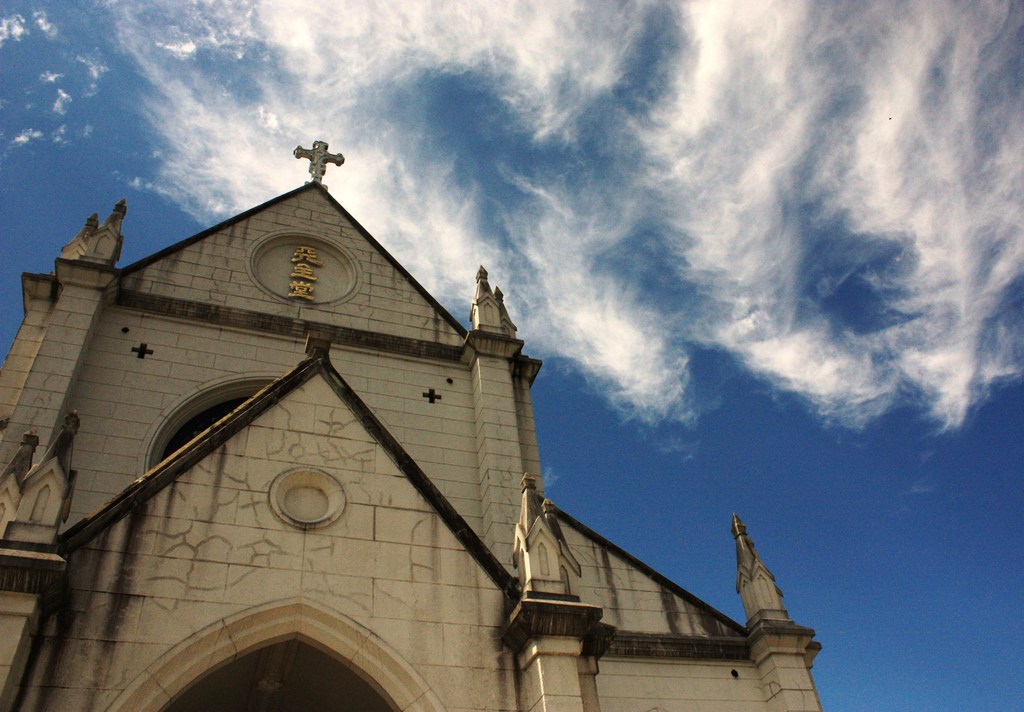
[162,639,396,712]
[105,601,448,712]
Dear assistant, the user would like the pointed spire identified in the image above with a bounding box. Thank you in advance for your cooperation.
[474,265,493,300]
[518,474,543,532]
[101,198,127,234]
[59,200,126,265]
[470,265,518,336]
[493,287,518,338]
[40,411,79,477]
[2,414,81,542]
[732,513,789,624]
[513,473,582,599]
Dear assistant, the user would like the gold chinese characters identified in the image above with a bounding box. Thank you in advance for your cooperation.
[288,245,323,301]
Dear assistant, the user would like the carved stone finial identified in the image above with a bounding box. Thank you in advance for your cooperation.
[60,201,125,264]
[101,198,127,234]
[0,429,39,487]
[518,473,543,531]
[470,265,518,336]
[41,412,80,478]
[513,473,582,599]
[731,512,747,538]
[494,287,517,337]
[294,140,345,185]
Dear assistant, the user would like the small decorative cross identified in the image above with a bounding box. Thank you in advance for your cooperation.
[131,343,154,359]
[293,140,345,184]
[422,388,442,404]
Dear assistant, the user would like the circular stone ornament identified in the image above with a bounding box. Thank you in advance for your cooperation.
[269,469,346,529]
[250,234,360,305]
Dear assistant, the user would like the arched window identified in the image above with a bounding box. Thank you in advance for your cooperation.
[160,397,247,461]
[149,378,271,467]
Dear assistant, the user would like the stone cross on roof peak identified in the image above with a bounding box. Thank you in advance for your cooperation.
[294,140,345,185]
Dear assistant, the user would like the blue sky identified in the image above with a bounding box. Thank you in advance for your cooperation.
[1,1,1022,709]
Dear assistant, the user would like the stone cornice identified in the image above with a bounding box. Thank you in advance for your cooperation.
[0,546,67,610]
[54,258,118,290]
[513,356,543,385]
[462,330,524,361]
[116,290,464,363]
[746,619,821,666]
[502,597,604,654]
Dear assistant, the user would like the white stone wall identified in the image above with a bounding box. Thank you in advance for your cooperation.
[562,522,741,637]
[18,375,517,711]
[65,308,485,538]
[596,658,767,711]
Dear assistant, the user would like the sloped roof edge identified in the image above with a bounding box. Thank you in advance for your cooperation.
[313,349,517,599]
[59,349,518,600]
[552,505,746,635]
[118,182,316,275]
[59,354,322,553]
[118,182,467,337]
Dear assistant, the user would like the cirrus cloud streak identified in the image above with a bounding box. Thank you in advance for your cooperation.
[103,0,1024,429]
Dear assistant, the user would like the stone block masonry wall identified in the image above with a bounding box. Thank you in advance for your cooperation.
[64,307,486,538]
[18,376,517,711]
[597,658,767,711]
[0,269,112,468]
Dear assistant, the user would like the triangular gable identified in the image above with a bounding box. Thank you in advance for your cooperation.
[552,505,746,636]
[117,182,466,342]
[59,347,517,600]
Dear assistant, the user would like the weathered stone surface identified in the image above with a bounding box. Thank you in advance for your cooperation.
[0,180,821,711]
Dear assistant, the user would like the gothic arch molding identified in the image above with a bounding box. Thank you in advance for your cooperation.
[105,599,448,712]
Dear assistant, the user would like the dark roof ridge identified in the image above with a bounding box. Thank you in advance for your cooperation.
[118,182,317,275]
[59,354,322,553]
[551,504,746,635]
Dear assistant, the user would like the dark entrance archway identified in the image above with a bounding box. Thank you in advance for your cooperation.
[162,639,397,712]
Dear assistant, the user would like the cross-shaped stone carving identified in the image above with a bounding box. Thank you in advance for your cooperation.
[422,388,442,404]
[293,140,345,184]
[131,343,154,359]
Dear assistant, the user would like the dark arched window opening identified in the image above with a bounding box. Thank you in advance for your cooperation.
[160,397,248,461]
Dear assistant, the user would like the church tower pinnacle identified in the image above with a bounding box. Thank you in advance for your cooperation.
[732,512,789,624]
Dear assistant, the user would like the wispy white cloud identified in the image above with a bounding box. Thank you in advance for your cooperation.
[76,55,109,94]
[99,0,1024,430]
[0,14,27,47]
[40,71,63,83]
[156,40,197,59]
[33,11,56,39]
[52,88,71,115]
[10,129,43,146]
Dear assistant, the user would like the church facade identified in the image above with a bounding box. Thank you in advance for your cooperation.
[0,147,822,711]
